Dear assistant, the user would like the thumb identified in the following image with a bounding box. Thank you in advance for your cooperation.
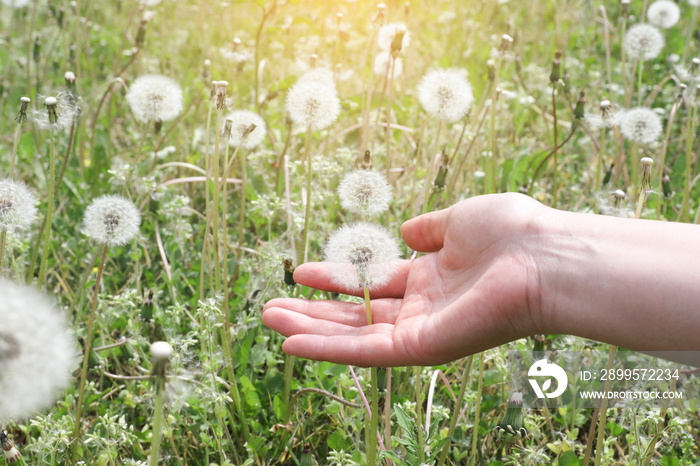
[400,206,451,252]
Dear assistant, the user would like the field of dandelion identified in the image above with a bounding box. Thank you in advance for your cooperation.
[1,0,700,464]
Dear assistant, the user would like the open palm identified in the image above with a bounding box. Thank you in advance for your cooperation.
[263,194,547,367]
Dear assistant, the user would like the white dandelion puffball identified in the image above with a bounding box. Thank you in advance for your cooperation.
[374,51,403,78]
[1,0,30,7]
[377,23,410,52]
[623,24,665,60]
[225,110,267,149]
[126,75,183,124]
[417,68,475,122]
[0,179,38,233]
[297,68,336,89]
[647,1,680,29]
[150,341,173,361]
[285,80,341,131]
[0,279,74,421]
[689,0,700,7]
[84,195,141,246]
[324,223,401,291]
[338,170,393,217]
[619,107,663,145]
[31,94,77,130]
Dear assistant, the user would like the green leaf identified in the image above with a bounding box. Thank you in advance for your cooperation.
[559,451,580,466]
[659,456,680,466]
[327,429,345,451]
[240,375,261,410]
[273,395,285,421]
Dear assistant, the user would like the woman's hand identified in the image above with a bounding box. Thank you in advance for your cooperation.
[263,193,549,367]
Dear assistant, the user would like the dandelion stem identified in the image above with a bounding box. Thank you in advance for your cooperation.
[235,147,248,279]
[595,127,607,193]
[363,286,379,465]
[199,99,214,305]
[437,355,473,466]
[37,127,56,289]
[552,87,559,208]
[10,118,23,179]
[679,104,697,222]
[593,345,617,466]
[0,231,6,274]
[469,352,485,463]
[212,107,223,293]
[71,244,108,463]
[385,55,397,178]
[414,365,426,464]
[488,60,500,194]
[298,125,312,266]
[150,389,164,466]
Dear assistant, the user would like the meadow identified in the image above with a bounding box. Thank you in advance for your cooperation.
[0,0,699,464]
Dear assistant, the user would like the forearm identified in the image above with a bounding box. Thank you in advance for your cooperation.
[538,209,700,352]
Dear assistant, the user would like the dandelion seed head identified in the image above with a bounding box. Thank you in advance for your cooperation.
[378,23,410,52]
[374,51,403,78]
[297,68,336,89]
[31,93,76,130]
[623,24,664,61]
[126,75,183,124]
[84,195,141,247]
[150,341,173,361]
[285,80,341,131]
[0,179,38,233]
[689,0,700,7]
[619,107,663,144]
[417,68,475,122]
[647,1,680,29]
[225,110,266,149]
[338,170,393,217]
[0,280,74,421]
[324,223,401,291]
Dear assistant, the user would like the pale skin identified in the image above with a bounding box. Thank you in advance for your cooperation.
[263,193,700,367]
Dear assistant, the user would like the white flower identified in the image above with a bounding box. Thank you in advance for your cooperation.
[623,24,665,60]
[324,223,401,291]
[619,107,663,144]
[417,68,475,122]
[338,170,393,217]
[126,75,183,124]
[31,94,77,130]
[377,23,410,52]
[0,0,30,7]
[374,51,403,78]
[225,110,267,149]
[0,179,38,233]
[647,1,680,29]
[285,80,341,131]
[84,195,141,246]
[0,279,74,421]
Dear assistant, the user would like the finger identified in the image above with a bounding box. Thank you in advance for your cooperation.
[282,333,414,367]
[292,261,411,298]
[262,307,395,338]
[263,298,402,327]
[400,206,452,252]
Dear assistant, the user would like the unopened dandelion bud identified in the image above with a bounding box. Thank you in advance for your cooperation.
[574,89,585,120]
[300,443,315,466]
[602,162,615,186]
[532,334,546,359]
[621,0,630,16]
[233,36,242,47]
[692,57,700,73]
[33,36,40,63]
[214,80,228,110]
[600,99,611,114]
[391,28,406,56]
[433,153,449,191]
[495,392,527,445]
[662,173,672,197]
[515,54,522,73]
[223,119,233,140]
[15,97,30,123]
[135,17,148,48]
[283,258,296,287]
[1,430,24,465]
[376,367,388,391]
[613,189,626,208]
[500,33,513,52]
[45,97,59,125]
[141,289,155,321]
[57,6,65,28]
[640,157,654,191]
[550,50,562,84]
[487,59,496,82]
[362,149,372,169]
[695,84,700,101]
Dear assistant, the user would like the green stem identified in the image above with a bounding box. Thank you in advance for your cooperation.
[414,365,426,464]
[37,128,56,289]
[150,389,164,466]
[199,100,214,304]
[637,59,644,107]
[552,87,559,208]
[593,345,617,466]
[235,148,248,279]
[437,355,474,466]
[212,108,223,293]
[385,56,397,178]
[0,231,6,274]
[595,127,606,193]
[298,126,312,266]
[364,286,378,465]
[679,105,697,222]
[71,244,108,463]
[10,120,22,178]
[469,352,485,464]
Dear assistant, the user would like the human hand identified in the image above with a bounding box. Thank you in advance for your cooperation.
[263,193,550,367]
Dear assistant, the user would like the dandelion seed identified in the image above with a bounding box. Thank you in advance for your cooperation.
[374,51,403,78]
[31,94,76,130]
[585,99,621,130]
[225,110,266,149]
[126,75,183,124]
[377,23,410,52]
[338,170,393,217]
[647,1,680,29]
[285,80,340,131]
[623,24,664,61]
[417,68,475,122]
[324,223,400,291]
[0,179,38,233]
[619,107,663,144]
[0,279,74,421]
[84,195,141,247]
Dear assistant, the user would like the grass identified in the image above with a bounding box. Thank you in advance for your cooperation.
[0,0,699,464]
